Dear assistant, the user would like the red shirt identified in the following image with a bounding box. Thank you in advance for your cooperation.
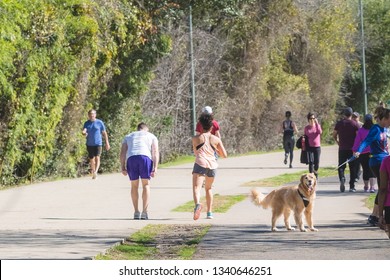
[196,120,220,135]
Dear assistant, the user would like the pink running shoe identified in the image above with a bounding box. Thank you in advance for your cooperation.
[193,204,202,220]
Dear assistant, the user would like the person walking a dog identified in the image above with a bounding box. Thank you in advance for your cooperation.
[333,107,360,192]
[192,113,227,220]
[281,111,299,168]
[304,112,322,179]
[120,122,159,220]
[82,109,110,179]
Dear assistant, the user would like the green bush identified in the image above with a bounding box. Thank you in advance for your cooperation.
[0,0,169,186]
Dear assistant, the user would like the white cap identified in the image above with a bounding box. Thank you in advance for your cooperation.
[202,106,213,114]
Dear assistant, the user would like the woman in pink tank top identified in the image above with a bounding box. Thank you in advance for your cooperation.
[192,114,227,221]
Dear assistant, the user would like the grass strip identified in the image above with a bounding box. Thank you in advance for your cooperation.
[159,155,194,167]
[95,224,210,260]
[242,167,339,187]
[95,224,164,260]
[176,225,210,260]
[366,193,376,210]
[172,194,247,213]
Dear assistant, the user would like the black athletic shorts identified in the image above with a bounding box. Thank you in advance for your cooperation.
[192,163,216,177]
[87,146,102,159]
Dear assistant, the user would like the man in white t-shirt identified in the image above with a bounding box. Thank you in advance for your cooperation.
[120,123,159,220]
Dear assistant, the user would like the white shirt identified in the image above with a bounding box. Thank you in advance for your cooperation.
[122,131,158,160]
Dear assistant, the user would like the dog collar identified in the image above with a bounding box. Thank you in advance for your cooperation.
[298,189,310,207]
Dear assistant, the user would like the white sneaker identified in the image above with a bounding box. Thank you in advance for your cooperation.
[92,172,97,179]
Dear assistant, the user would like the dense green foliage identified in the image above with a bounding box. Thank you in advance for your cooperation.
[346,0,390,112]
[0,0,170,185]
[0,0,389,186]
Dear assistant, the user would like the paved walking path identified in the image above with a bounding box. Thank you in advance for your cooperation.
[0,145,388,259]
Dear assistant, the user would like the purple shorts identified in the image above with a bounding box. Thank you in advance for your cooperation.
[126,155,153,181]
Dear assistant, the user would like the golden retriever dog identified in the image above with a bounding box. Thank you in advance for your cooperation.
[250,173,318,232]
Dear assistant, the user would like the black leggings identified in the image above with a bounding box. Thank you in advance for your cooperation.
[359,153,375,180]
[283,135,295,164]
[338,149,359,188]
[307,146,321,174]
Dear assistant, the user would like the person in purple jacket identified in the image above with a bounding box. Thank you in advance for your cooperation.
[352,114,377,192]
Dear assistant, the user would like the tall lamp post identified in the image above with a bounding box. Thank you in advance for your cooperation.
[189,5,196,136]
[359,0,368,115]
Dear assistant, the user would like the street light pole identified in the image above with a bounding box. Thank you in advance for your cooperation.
[189,5,196,136]
[359,0,368,115]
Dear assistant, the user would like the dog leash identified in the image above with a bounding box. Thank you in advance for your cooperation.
[335,156,356,170]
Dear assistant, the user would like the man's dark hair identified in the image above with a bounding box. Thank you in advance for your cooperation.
[343,107,353,117]
[137,122,148,131]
